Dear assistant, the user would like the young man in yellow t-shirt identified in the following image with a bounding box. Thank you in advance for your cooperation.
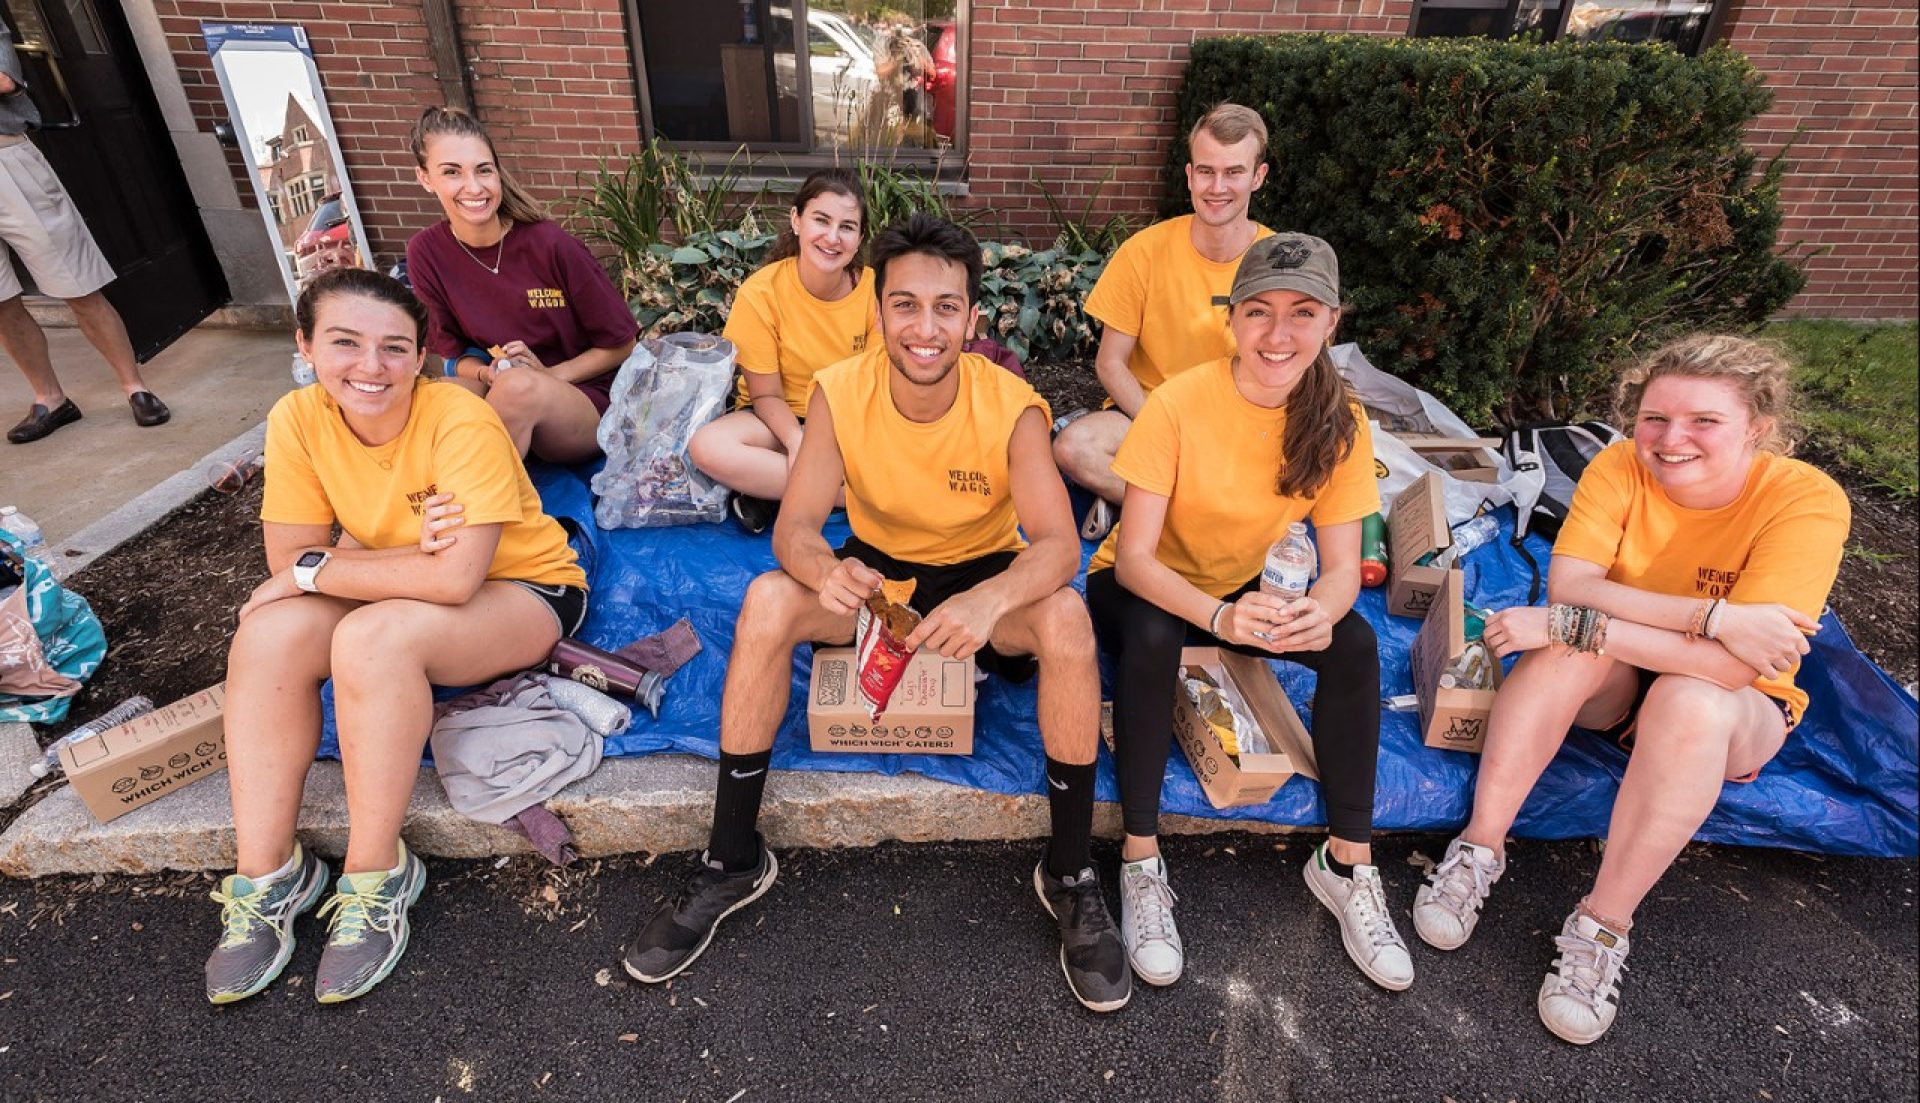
[1052,103,1274,536]
[622,215,1130,1013]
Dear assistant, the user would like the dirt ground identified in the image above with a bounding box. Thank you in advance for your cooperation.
[31,360,1917,745]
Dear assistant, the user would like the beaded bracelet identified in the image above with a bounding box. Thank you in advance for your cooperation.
[1548,603,1610,654]
[1685,599,1711,641]
[1704,598,1727,641]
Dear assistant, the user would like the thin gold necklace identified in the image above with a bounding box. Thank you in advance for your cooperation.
[454,220,512,275]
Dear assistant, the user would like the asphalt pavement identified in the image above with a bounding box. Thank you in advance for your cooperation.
[0,834,1913,1102]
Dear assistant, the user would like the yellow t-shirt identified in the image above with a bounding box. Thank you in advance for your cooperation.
[724,257,881,416]
[1083,215,1273,397]
[262,379,587,590]
[1088,357,1381,597]
[813,347,1051,566]
[1553,441,1849,723]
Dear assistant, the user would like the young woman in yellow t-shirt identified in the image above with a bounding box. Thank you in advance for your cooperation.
[688,168,880,532]
[1085,233,1414,993]
[203,268,587,1007]
[1413,335,1849,1045]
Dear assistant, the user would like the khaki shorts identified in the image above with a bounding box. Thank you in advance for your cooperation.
[0,138,116,300]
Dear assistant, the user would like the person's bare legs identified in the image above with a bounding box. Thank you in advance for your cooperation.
[689,410,794,501]
[990,587,1099,766]
[483,368,604,462]
[64,291,151,396]
[718,570,854,754]
[327,583,562,873]
[1050,410,1131,503]
[224,595,359,877]
[0,294,62,404]
[1462,649,1644,855]
[1585,676,1786,920]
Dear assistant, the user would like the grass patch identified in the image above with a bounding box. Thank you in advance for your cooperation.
[1767,320,1918,497]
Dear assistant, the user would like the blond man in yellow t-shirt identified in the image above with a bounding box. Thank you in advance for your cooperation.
[1052,103,1274,533]
[623,215,1132,1014]
[689,169,881,533]
[1413,335,1850,1046]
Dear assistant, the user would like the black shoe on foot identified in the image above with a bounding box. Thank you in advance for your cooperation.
[729,493,777,535]
[7,398,82,444]
[1033,861,1132,1012]
[623,840,778,983]
[129,391,171,427]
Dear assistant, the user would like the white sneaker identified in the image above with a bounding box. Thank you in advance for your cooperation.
[1538,910,1631,1044]
[1079,497,1115,542]
[1303,844,1415,991]
[1412,837,1506,950]
[1118,856,1183,986]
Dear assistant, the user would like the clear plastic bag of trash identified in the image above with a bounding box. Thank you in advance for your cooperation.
[591,333,736,528]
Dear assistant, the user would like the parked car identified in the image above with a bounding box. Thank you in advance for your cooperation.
[294,194,355,278]
[768,6,877,146]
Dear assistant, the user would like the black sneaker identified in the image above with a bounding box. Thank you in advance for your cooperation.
[623,841,778,983]
[729,493,777,535]
[1032,861,1132,1012]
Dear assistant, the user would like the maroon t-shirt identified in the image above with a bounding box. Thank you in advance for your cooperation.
[405,219,639,409]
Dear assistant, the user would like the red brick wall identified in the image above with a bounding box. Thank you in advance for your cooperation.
[153,0,640,267]
[963,1,1415,242]
[152,1,1912,318]
[1720,1,1918,318]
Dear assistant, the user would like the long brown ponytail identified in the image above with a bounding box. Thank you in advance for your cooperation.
[1278,345,1358,499]
[408,106,548,226]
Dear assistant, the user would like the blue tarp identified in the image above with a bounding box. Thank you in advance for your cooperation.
[321,462,1920,858]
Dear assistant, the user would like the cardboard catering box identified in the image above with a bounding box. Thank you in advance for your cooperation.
[1386,470,1463,620]
[1410,571,1503,754]
[1172,648,1318,810]
[807,647,975,755]
[1395,433,1501,483]
[58,684,227,823]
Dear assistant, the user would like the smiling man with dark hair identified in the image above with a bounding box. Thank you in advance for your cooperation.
[622,214,1130,1013]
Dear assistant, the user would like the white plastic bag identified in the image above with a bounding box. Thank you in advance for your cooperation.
[590,333,735,528]
[1330,343,1543,528]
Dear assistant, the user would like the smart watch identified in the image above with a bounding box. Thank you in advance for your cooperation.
[292,549,331,593]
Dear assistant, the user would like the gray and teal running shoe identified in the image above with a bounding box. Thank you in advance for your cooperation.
[205,843,331,1005]
[313,843,427,1004]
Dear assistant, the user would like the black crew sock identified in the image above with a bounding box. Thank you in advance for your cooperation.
[1044,757,1098,879]
[1321,839,1358,880]
[707,749,773,872]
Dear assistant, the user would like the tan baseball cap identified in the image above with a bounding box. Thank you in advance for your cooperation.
[1229,232,1340,308]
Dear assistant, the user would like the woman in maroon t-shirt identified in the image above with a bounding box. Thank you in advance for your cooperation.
[405,108,637,462]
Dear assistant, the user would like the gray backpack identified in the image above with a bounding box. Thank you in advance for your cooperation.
[1501,421,1624,600]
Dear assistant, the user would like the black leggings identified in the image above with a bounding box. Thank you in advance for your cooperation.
[1085,569,1382,843]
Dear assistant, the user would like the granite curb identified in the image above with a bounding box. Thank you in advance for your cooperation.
[0,754,1296,877]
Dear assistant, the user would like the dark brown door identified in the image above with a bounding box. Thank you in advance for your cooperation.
[3,0,227,360]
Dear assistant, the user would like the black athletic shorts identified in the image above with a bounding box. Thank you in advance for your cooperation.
[834,534,1038,684]
[508,580,590,638]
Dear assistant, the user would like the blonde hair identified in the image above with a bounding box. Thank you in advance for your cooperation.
[408,107,549,226]
[1189,103,1268,158]
[1614,334,1798,454]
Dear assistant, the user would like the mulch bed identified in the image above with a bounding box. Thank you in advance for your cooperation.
[30,362,1918,747]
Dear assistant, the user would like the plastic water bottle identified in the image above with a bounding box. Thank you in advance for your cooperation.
[1260,522,1317,603]
[1433,514,1500,569]
[0,506,48,561]
[29,695,157,779]
[291,354,317,387]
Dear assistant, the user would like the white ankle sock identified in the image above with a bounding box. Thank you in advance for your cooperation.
[250,845,301,888]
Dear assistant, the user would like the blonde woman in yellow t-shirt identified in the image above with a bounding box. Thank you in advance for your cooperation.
[688,168,880,533]
[1413,335,1849,1045]
[1086,233,1414,994]
[203,268,587,1007]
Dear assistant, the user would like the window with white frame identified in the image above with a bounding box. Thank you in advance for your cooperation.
[286,173,326,220]
[1412,0,1728,55]
[629,0,963,160]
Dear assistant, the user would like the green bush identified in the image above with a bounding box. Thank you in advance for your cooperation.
[1171,34,1805,423]
[626,231,1106,363]
[571,141,765,276]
